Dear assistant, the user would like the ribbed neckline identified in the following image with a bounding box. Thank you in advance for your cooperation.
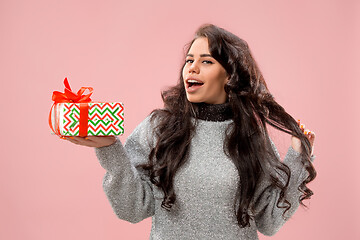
[193,102,233,122]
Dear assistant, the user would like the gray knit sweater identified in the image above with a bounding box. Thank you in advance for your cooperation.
[95,113,314,239]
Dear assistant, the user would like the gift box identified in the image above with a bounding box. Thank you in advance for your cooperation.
[49,78,124,137]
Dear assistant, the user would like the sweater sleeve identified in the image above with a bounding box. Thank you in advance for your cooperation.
[95,115,157,223]
[253,145,315,236]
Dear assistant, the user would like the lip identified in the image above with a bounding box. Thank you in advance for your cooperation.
[185,76,204,83]
[185,76,204,93]
[186,76,203,81]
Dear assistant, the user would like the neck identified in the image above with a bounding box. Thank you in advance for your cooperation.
[192,102,233,122]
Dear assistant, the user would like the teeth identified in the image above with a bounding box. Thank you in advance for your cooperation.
[188,79,201,83]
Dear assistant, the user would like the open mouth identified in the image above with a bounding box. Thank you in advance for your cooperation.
[187,79,204,88]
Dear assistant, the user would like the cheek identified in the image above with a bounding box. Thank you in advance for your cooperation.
[210,72,226,91]
[216,71,228,89]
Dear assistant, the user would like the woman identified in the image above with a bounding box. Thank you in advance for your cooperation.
[67,24,316,239]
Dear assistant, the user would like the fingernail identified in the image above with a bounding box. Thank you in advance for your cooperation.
[85,137,88,140]
[69,137,74,139]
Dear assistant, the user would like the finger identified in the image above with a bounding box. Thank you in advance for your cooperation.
[85,136,116,142]
[65,136,92,147]
[308,131,316,142]
[304,129,312,139]
[83,136,117,147]
[303,129,313,138]
[309,131,316,138]
[300,124,305,132]
[74,136,97,147]
[64,136,82,143]
[72,136,86,141]
[306,131,316,147]
[304,130,314,137]
[84,136,95,141]
[64,135,117,147]
[65,136,80,144]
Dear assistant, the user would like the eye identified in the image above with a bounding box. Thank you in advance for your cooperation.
[185,59,194,63]
[203,60,213,64]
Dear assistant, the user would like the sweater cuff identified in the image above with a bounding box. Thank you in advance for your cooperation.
[288,146,315,163]
[95,138,128,172]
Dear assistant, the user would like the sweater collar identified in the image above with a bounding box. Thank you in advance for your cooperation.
[193,102,233,122]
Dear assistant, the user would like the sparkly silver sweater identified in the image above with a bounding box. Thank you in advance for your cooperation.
[95,109,314,239]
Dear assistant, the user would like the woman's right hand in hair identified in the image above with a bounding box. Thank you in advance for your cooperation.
[64,136,117,148]
[291,120,315,155]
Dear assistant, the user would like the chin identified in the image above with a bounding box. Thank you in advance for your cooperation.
[186,96,203,103]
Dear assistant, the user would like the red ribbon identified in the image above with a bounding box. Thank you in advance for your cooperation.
[49,78,93,137]
[79,103,89,137]
[52,77,93,103]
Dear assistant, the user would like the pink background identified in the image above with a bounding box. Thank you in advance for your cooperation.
[1,0,359,239]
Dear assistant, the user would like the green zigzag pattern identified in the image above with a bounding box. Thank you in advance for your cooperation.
[62,103,124,136]
[89,107,121,120]
[88,129,120,136]
[88,119,112,126]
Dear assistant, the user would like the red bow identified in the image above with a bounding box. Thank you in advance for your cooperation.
[52,78,93,103]
[49,78,93,138]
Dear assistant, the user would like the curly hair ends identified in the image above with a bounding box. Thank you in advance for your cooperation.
[136,23,317,228]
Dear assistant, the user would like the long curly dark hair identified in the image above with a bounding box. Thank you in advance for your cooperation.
[137,24,316,228]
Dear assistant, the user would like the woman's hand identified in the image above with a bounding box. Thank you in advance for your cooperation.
[291,120,316,155]
[64,136,117,148]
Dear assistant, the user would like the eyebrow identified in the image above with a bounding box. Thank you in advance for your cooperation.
[186,53,213,58]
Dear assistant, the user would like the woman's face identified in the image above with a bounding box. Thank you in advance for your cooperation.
[182,37,229,104]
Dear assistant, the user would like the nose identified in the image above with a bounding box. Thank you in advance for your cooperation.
[188,61,200,74]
